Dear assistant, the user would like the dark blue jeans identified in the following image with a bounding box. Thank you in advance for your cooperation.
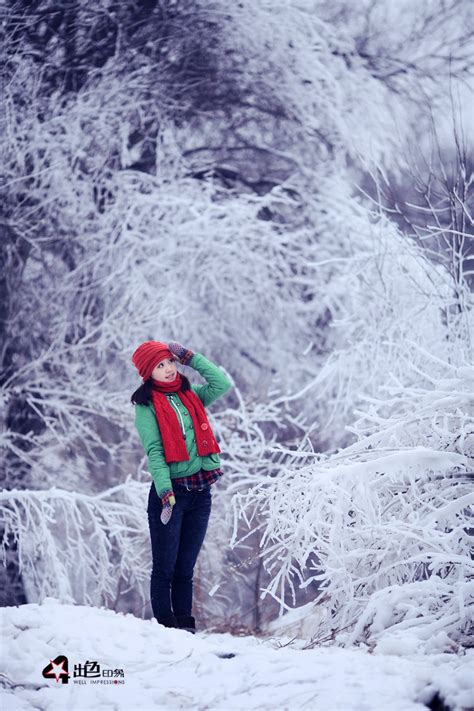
[147,481,212,621]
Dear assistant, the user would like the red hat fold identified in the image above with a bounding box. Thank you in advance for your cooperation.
[131,341,173,382]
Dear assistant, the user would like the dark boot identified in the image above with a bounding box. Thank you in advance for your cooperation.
[157,615,178,629]
[176,615,196,634]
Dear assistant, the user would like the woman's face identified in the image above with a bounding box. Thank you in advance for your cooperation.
[151,357,178,383]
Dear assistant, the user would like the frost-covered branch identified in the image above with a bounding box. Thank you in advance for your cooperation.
[232,359,473,651]
[0,479,151,610]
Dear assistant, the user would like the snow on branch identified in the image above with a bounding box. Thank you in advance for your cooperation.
[232,359,474,652]
[0,479,151,610]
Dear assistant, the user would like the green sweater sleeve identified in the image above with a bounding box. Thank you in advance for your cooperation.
[134,403,172,496]
[189,353,233,407]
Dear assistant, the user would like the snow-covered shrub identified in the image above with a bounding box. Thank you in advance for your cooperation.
[0,480,151,610]
[233,356,473,652]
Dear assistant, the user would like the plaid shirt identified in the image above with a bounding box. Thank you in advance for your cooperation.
[161,468,223,506]
[174,467,223,489]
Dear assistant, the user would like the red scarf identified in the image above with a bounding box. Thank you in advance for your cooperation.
[150,373,221,463]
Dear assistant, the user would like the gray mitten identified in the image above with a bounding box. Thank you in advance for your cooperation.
[160,504,173,525]
[160,491,176,525]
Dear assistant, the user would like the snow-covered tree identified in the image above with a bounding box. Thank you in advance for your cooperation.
[1,0,471,639]
[233,351,473,651]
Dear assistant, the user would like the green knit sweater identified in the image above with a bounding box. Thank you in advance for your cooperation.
[134,353,233,496]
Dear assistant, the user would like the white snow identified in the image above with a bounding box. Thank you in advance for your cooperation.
[1,598,473,711]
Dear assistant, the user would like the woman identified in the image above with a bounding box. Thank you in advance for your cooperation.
[131,340,233,633]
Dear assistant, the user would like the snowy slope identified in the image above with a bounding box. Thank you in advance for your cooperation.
[1,599,472,711]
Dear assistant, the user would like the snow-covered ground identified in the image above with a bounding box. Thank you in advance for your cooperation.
[1,598,472,711]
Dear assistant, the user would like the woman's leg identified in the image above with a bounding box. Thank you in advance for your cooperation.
[171,487,212,619]
[147,483,183,625]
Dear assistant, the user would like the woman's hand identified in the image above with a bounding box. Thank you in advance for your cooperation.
[160,503,174,525]
[168,341,194,366]
[160,491,176,525]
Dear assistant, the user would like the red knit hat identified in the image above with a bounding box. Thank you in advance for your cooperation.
[131,341,174,382]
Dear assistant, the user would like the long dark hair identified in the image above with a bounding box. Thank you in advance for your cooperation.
[131,374,192,405]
